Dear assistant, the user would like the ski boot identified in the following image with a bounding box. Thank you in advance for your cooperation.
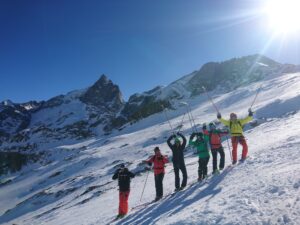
[212,169,220,175]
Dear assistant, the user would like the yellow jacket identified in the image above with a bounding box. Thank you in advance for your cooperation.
[219,116,252,136]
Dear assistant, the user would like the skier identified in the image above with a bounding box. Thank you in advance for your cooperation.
[143,147,169,201]
[203,122,228,174]
[189,132,210,181]
[167,132,188,191]
[217,109,253,164]
[112,164,135,219]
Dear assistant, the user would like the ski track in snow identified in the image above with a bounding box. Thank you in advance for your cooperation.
[0,72,300,225]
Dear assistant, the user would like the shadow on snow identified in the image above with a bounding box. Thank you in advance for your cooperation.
[114,166,233,225]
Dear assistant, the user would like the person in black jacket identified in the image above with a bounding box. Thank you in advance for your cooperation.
[112,164,135,218]
[167,132,188,191]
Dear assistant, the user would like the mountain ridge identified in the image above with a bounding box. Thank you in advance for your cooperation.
[0,54,299,154]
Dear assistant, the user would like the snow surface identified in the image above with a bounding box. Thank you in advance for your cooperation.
[30,99,88,129]
[0,72,300,225]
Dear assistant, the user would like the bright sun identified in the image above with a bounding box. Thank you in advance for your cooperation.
[265,0,300,34]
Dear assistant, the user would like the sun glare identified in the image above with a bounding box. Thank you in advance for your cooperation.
[265,0,300,34]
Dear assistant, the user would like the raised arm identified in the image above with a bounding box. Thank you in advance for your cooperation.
[167,135,175,148]
[177,132,186,147]
[219,118,230,126]
[189,133,196,146]
[217,113,230,126]
[189,133,196,141]
[240,115,253,126]
[112,169,120,180]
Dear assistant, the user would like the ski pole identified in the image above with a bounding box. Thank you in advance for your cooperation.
[226,135,233,162]
[140,168,150,202]
[186,107,196,133]
[187,103,198,132]
[181,102,197,132]
[161,105,176,135]
[250,84,263,110]
[177,112,186,133]
[202,86,220,114]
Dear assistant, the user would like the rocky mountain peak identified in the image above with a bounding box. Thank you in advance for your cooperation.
[97,74,109,85]
[2,99,15,107]
[80,75,124,111]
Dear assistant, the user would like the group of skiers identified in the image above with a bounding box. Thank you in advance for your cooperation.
[112,109,253,218]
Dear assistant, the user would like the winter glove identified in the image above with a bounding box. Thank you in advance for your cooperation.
[190,133,196,140]
[144,166,151,171]
[217,112,222,119]
[248,108,253,117]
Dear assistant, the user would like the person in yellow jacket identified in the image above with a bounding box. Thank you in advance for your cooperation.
[217,109,253,164]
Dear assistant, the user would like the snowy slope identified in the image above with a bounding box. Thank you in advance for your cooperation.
[0,72,300,225]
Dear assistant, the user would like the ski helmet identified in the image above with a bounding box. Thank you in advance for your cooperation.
[209,122,216,129]
[175,137,181,144]
[154,147,160,152]
[196,132,204,141]
[230,113,237,119]
[120,163,125,169]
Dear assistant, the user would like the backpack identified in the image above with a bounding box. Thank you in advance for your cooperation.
[209,131,221,145]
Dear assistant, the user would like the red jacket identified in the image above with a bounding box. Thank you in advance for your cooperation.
[146,154,168,175]
[203,129,228,150]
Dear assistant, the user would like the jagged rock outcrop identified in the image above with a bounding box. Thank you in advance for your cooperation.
[187,55,282,95]
[80,74,124,112]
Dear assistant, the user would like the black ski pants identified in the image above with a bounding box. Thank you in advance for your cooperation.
[154,173,164,198]
[198,157,210,179]
[211,147,225,172]
[174,162,188,189]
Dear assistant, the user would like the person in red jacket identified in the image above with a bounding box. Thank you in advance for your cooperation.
[203,122,228,174]
[143,147,169,201]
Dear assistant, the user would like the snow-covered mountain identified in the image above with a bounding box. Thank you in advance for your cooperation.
[0,54,300,224]
[0,75,125,153]
[1,55,299,154]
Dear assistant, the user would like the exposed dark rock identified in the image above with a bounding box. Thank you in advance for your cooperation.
[80,74,124,112]
[187,55,281,96]
[0,101,31,140]
[0,152,39,175]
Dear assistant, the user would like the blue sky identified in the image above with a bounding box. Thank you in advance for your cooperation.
[0,0,299,103]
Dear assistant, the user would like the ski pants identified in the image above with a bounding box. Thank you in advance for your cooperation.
[154,173,164,198]
[211,147,225,172]
[231,136,248,162]
[174,163,188,189]
[198,157,210,179]
[119,191,130,215]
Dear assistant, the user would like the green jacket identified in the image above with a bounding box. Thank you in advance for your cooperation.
[189,133,210,159]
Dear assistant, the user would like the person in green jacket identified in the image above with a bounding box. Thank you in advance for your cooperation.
[189,132,210,181]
